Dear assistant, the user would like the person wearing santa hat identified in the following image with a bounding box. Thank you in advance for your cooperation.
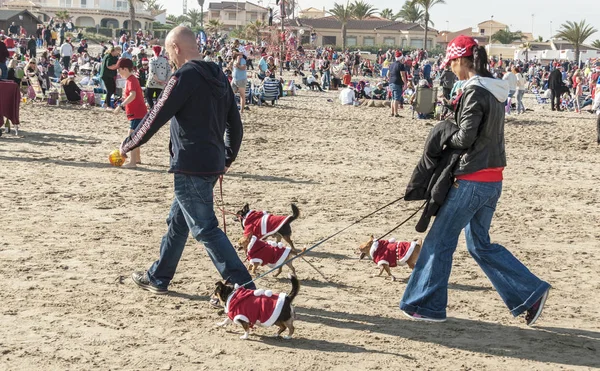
[400,35,550,326]
[145,45,170,108]
[61,71,82,103]
[387,50,407,117]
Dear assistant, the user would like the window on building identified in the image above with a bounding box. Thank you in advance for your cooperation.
[347,36,357,46]
[480,29,485,35]
[401,38,407,47]
[250,13,257,21]
[410,38,424,48]
[363,37,374,46]
[427,39,433,49]
[322,36,336,46]
[60,0,72,6]
[383,37,395,46]
[228,12,236,20]
[211,11,219,18]
[116,0,127,11]
[301,35,309,44]
[80,0,86,8]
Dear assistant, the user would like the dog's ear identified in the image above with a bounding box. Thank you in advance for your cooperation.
[369,235,374,241]
[242,204,249,213]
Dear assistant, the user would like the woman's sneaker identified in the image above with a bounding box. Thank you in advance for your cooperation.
[131,271,168,295]
[401,310,446,323]
[526,288,550,326]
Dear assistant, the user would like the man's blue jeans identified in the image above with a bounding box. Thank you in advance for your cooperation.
[400,180,550,320]
[0,62,7,80]
[323,70,331,89]
[147,174,255,290]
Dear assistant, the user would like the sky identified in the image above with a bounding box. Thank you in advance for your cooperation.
[164,0,600,42]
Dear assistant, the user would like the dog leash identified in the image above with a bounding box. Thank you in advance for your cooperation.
[241,195,423,287]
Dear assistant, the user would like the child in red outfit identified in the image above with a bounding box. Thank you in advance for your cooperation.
[114,58,148,168]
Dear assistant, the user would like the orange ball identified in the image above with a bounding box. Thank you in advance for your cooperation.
[108,149,125,167]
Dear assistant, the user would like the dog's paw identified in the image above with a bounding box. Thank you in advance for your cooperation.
[282,335,293,340]
[391,276,397,282]
[240,333,249,340]
[272,333,281,338]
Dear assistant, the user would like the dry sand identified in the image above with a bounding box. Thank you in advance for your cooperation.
[1,83,599,370]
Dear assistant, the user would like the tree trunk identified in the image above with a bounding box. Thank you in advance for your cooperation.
[342,23,346,50]
[424,11,429,50]
[129,1,136,40]
[575,45,580,67]
[201,5,204,28]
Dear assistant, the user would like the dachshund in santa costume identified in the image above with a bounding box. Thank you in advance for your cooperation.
[214,274,299,340]
[358,236,422,281]
[237,235,302,277]
[236,204,300,252]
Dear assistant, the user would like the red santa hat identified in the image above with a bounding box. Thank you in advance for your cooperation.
[152,45,162,56]
[142,58,149,64]
[67,71,75,77]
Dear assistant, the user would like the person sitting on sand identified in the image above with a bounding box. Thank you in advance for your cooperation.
[372,82,386,100]
[339,85,356,105]
[61,71,82,103]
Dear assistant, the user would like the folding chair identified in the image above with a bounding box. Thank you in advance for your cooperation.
[412,86,438,119]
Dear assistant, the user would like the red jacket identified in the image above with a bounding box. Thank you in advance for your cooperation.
[370,238,417,267]
[246,236,291,267]
[243,210,292,240]
[225,286,287,327]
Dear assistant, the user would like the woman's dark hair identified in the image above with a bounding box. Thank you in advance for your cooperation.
[464,45,494,78]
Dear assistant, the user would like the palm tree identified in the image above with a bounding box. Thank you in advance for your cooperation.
[245,20,266,43]
[555,20,598,65]
[491,29,524,44]
[128,0,146,39]
[54,10,70,23]
[379,8,397,21]
[185,9,202,29]
[520,41,532,61]
[197,0,205,28]
[396,1,423,23]
[592,40,600,49]
[349,0,377,20]
[145,0,163,11]
[329,2,353,49]
[410,0,445,50]
[205,19,223,35]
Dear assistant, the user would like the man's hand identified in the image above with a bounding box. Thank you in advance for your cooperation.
[119,143,128,159]
[113,107,121,114]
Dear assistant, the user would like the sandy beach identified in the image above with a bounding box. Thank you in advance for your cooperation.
[1,85,599,370]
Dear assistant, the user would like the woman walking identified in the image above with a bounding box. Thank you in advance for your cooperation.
[145,45,170,109]
[515,66,526,114]
[400,35,551,326]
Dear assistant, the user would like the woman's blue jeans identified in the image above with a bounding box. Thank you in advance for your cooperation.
[147,174,255,290]
[400,180,550,320]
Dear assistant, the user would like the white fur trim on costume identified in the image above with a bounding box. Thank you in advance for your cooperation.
[254,289,265,296]
[250,258,264,265]
[388,238,396,243]
[277,242,284,249]
[225,289,238,314]
[377,260,390,267]
[234,284,240,289]
[268,241,278,247]
[369,240,379,260]
[268,247,291,268]
[261,293,287,327]
[264,290,273,297]
[233,314,250,325]
[398,240,418,264]
[247,235,258,252]
[261,214,270,236]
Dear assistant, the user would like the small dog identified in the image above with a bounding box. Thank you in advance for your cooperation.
[358,236,422,281]
[236,204,300,252]
[214,274,299,340]
[238,235,302,277]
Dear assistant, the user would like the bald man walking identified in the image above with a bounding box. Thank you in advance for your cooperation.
[120,26,255,295]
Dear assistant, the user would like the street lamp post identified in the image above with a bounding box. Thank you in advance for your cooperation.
[489,15,493,45]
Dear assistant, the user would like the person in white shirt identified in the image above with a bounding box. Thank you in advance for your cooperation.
[60,40,73,71]
[514,66,527,114]
[339,86,356,105]
[306,74,323,91]
[502,67,517,114]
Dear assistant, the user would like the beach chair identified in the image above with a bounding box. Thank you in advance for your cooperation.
[412,86,438,119]
[531,88,547,104]
[27,77,45,102]
[282,80,296,96]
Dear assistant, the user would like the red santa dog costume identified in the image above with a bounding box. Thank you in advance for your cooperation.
[225,286,287,327]
[243,210,292,240]
[247,235,291,267]
[370,238,418,267]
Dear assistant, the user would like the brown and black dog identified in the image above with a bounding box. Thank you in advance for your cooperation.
[358,236,422,281]
[237,234,304,277]
[214,275,299,340]
[236,204,300,252]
